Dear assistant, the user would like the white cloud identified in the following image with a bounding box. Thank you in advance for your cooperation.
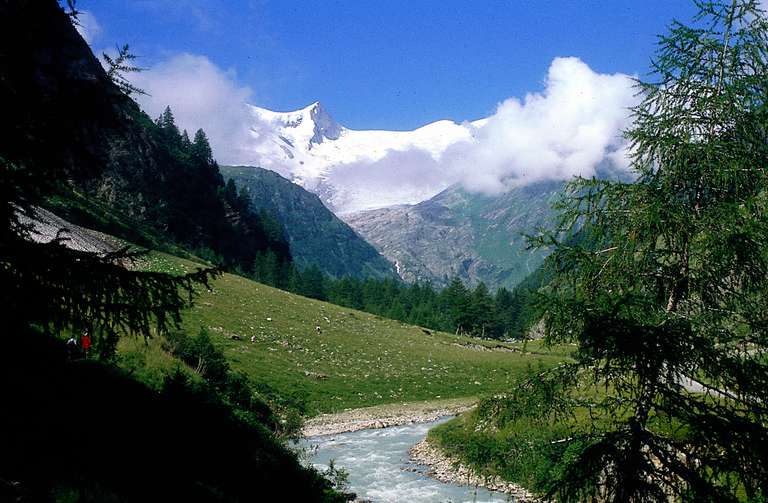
[321,57,637,212]
[128,54,636,210]
[132,54,255,164]
[324,149,446,213]
[448,57,637,194]
[75,11,102,46]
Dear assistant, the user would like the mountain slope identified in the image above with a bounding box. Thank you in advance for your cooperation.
[220,165,396,279]
[346,182,562,289]
[0,0,289,272]
[242,102,480,213]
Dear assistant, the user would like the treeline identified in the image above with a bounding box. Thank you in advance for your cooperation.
[252,251,543,339]
[151,107,292,272]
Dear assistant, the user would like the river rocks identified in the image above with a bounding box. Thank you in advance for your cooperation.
[302,399,475,437]
[409,439,540,502]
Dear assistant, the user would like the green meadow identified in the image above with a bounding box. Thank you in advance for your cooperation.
[134,251,566,415]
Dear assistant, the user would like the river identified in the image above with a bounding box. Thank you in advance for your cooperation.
[300,418,516,503]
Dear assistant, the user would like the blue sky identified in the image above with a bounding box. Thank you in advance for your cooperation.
[78,0,698,131]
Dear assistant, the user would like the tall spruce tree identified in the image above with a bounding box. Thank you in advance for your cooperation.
[192,128,214,164]
[518,1,768,500]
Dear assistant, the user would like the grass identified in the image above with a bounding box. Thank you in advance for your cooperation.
[133,251,566,416]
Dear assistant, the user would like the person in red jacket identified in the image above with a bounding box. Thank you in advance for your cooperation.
[81,331,91,358]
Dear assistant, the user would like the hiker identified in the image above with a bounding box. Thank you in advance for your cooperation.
[66,336,77,359]
[81,331,91,358]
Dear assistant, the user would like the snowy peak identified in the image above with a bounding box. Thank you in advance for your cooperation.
[241,101,479,214]
[250,101,343,151]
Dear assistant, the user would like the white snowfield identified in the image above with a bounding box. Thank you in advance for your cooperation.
[239,102,482,214]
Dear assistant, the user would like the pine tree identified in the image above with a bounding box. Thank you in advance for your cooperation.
[191,129,214,164]
[223,178,238,207]
[1,155,218,358]
[442,277,471,333]
[469,282,496,337]
[158,106,182,149]
[299,265,327,300]
[236,185,251,212]
[180,129,192,152]
[522,1,768,500]
[253,250,280,287]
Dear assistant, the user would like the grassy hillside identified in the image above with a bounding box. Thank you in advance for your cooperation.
[139,252,566,415]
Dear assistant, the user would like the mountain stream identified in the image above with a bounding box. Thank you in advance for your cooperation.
[299,418,517,503]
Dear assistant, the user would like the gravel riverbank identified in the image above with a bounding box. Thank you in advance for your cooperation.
[302,398,475,437]
[409,438,539,502]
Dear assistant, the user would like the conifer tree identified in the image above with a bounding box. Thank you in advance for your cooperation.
[158,106,181,147]
[469,282,496,337]
[521,1,768,500]
[181,129,192,152]
[101,43,147,97]
[237,185,251,212]
[2,155,218,356]
[192,129,214,164]
[442,277,471,333]
[223,178,238,207]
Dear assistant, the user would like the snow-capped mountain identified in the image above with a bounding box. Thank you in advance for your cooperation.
[240,101,482,214]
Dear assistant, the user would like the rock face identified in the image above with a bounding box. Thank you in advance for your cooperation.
[220,165,397,279]
[308,102,343,144]
[19,207,119,254]
[345,181,562,289]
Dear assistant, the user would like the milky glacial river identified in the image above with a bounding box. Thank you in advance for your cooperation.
[300,418,516,503]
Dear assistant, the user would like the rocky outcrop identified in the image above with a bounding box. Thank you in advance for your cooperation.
[20,207,119,254]
[345,182,562,289]
[0,0,168,219]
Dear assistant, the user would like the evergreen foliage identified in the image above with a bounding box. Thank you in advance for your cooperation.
[1,156,218,357]
[0,3,349,500]
[148,106,291,273]
[517,1,768,500]
[101,43,147,96]
[250,251,540,339]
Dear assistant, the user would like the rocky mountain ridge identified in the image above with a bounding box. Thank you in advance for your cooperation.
[346,182,562,289]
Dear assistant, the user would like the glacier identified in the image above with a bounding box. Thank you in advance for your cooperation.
[238,101,483,214]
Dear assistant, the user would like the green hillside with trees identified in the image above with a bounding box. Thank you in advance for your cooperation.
[0,2,343,500]
[426,2,768,501]
[221,165,397,280]
[135,251,566,415]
